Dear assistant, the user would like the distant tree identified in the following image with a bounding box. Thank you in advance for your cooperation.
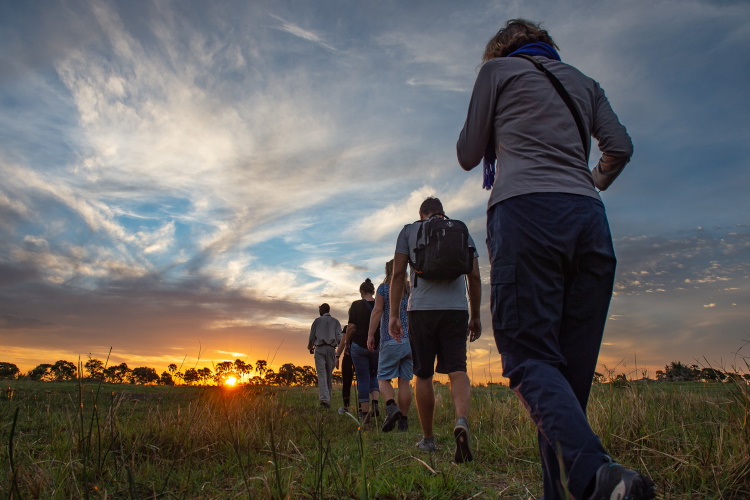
[104,363,131,383]
[168,363,178,374]
[655,370,666,381]
[132,367,159,385]
[264,368,277,385]
[300,366,317,386]
[183,368,200,385]
[331,370,342,385]
[51,360,77,381]
[277,363,300,386]
[198,367,213,384]
[664,361,699,382]
[0,362,20,380]
[255,360,267,377]
[214,361,234,384]
[699,367,726,382]
[28,363,54,381]
[84,357,105,380]
[744,374,750,383]
[593,372,604,384]
[234,359,252,382]
[159,371,175,386]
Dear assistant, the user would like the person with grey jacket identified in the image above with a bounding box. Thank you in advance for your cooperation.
[457,19,654,500]
[308,303,342,408]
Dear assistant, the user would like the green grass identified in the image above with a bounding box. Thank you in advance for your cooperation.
[1,379,749,498]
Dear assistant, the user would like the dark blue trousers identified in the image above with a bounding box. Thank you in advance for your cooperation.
[487,193,617,499]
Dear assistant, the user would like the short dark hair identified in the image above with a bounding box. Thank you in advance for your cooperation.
[482,19,558,62]
[419,197,444,218]
[319,303,330,315]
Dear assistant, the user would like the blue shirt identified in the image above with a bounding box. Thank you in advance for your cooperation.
[377,283,408,343]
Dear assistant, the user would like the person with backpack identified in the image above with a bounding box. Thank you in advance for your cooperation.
[456,19,654,500]
[366,259,412,432]
[388,197,482,463]
[337,278,380,422]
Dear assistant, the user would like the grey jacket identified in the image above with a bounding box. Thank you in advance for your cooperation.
[308,313,342,350]
[457,56,633,209]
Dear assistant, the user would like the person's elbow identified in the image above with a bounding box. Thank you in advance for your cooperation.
[456,140,482,172]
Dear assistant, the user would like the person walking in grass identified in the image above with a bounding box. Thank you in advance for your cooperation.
[308,303,342,409]
[336,325,356,414]
[337,278,380,422]
[457,19,654,499]
[367,259,412,432]
[388,197,482,463]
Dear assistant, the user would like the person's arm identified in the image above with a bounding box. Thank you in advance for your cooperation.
[466,257,482,342]
[308,320,317,353]
[367,292,384,351]
[457,62,499,171]
[388,253,409,342]
[590,83,633,191]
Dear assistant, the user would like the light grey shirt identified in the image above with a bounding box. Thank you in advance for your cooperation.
[395,220,478,311]
[308,313,342,350]
[457,56,633,209]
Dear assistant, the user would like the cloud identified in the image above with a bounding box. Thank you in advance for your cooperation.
[268,14,338,52]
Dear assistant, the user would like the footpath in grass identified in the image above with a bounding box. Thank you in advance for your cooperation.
[1,379,749,498]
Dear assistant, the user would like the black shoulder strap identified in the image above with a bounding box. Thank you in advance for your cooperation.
[362,298,373,311]
[511,54,590,160]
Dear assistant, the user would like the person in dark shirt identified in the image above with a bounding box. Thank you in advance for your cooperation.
[337,278,380,421]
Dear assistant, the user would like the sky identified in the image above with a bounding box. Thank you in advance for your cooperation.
[1,0,748,383]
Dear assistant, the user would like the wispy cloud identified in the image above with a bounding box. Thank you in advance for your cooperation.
[268,14,338,53]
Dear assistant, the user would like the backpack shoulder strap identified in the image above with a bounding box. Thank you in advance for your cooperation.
[511,53,590,160]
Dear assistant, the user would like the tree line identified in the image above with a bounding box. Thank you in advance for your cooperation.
[0,358,346,387]
[1,359,747,386]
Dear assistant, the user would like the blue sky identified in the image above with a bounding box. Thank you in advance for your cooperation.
[1,0,748,382]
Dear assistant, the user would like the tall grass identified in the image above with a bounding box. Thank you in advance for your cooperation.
[1,378,749,498]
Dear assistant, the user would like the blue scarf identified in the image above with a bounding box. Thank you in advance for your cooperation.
[482,42,561,190]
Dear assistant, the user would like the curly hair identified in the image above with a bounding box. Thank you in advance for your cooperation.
[482,19,558,63]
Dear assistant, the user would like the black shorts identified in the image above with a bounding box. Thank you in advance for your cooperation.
[408,310,469,378]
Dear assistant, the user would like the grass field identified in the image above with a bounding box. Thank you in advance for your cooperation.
[1,379,749,499]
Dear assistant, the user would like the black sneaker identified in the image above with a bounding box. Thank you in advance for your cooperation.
[320,401,331,409]
[589,460,656,500]
[453,417,473,463]
[381,404,402,432]
[397,415,408,432]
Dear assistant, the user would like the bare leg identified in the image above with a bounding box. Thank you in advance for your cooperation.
[448,371,470,419]
[397,377,412,414]
[379,379,395,401]
[414,375,435,437]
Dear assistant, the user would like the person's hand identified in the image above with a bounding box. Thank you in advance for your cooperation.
[335,355,340,370]
[367,333,376,351]
[309,347,315,354]
[389,317,403,343]
[468,318,482,342]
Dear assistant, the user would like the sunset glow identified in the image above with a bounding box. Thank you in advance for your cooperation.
[224,376,238,387]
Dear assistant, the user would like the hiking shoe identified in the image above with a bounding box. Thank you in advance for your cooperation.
[453,417,473,463]
[381,404,402,432]
[589,460,656,500]
[415,436,437,452]
[397,415,409,432]
[337,406,349,414]
[320,401,331,409]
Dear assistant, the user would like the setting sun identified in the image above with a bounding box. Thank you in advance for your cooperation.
[224,376,238,387]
